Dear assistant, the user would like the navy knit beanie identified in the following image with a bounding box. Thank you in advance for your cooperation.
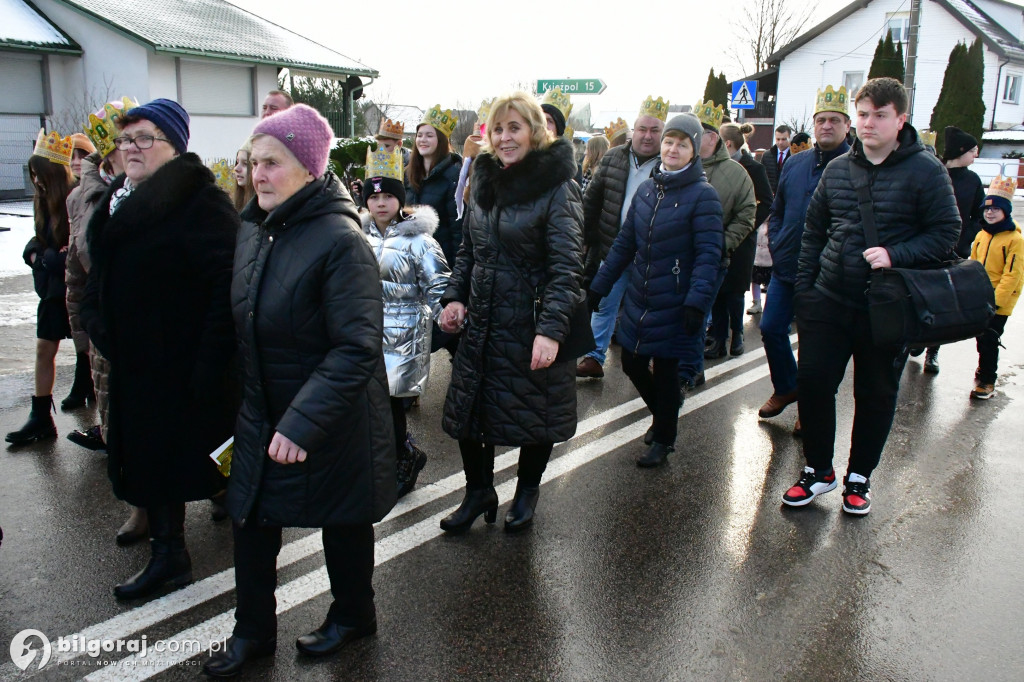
[982,194,1013,217]
[126,99,190,154]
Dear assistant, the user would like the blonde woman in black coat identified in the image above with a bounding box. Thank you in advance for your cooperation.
[438,92,584,534]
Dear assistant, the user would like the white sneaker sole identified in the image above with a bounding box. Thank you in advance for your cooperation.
[842,500,871,515]
[781,479,837,506]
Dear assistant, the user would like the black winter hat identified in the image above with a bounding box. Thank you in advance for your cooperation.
[541,104,566,137]
[363,176,406,208]
[943,126,978,162]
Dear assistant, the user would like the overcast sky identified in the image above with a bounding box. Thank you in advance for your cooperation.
[226,0,998,123]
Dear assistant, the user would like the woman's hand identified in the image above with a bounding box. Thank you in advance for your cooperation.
[439,302,467,333]
[268,431,307,464]
[531,334,560,370]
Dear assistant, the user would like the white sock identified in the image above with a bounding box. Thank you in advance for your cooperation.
[847,472,868,484]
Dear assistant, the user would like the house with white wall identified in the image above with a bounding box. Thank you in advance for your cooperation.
[0,0,377,197]
[764,0,1024,133]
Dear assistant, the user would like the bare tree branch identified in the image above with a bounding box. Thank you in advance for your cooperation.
[729,0,809,76]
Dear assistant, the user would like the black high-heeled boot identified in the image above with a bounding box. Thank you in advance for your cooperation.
[504,483,540,533]
[61,353,95,410]
[114,503,192,599]
[5,395,57,444]
[440,488,498,533]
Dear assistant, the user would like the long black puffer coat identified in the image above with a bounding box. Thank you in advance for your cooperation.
[406,152,462,265]
[229,174,396,528]
[441,137,584,446]
[797,124,962,307]
[80,153,238,506]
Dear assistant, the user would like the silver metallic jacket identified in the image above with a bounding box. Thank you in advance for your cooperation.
[361,205,450,397]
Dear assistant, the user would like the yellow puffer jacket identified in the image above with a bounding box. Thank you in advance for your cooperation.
[971,222,1023,315]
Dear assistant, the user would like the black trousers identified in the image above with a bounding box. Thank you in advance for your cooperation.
[232,521,375,640]
[390,397,407,453]
[457,439,553,489]
[796,289,908,478]
[710,292,744,343]
[977,314,1008,384]
[620,349,681,446]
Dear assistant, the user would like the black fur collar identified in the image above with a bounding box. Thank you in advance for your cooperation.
[472,137,577,210]
[99,153,216,243]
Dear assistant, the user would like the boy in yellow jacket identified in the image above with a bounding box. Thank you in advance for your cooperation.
[970,175,1023,399]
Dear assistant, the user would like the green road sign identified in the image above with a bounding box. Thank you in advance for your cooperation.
[537,79,607,95]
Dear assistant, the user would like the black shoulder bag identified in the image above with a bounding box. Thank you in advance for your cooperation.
[850,163,995,348]
[485,215,595,362]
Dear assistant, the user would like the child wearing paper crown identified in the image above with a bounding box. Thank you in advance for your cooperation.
[968,175,1023,400]
[361,149,451,497]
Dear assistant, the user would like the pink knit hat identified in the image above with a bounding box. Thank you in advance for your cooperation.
[251,104,334,177]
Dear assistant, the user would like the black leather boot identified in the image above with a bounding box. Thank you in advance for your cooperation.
[440,488,498,533]
[637,442,673,468]
[730,331,745,356]
[295,618,377,657]
[704,339,727,359]
[5,395,57,444]
[61,353,95,410]
[114,504,192,599]
[396,435,427,498]
[504,483,540,533]
[202,636,276,677]
[923,348,940,374]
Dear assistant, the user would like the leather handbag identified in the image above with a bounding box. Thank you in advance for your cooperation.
[851,164,995,348]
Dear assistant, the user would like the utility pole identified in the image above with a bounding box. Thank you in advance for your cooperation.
[904,0,922,122]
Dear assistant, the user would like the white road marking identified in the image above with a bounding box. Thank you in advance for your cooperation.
[84,360,774,680]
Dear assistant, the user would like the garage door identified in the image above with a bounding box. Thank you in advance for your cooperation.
[0,54,46,196]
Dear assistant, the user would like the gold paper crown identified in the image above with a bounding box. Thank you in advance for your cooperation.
[376,118,404,140]
[639,96,669,122]
[84,97,139,157]
[477,98,494,124]
[365,147,404,182]
[541,87,573,121]
[693,99,725,130]
[987,174,1016,201]
[604,118,628,140]
[564,124,575,140]
[919,129,937,148]
[814,85,849,117]
[33,128,73,166]
[422,105,458,138]
[209,159,235,195]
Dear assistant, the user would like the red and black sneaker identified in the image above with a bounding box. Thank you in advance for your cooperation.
[842,474,871,515]
[782,466,837,506]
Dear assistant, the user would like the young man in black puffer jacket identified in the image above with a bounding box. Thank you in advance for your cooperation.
[782,78,961,516]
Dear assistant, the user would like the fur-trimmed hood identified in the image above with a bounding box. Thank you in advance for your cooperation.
[360,203,440,238]
[472,137,577,211]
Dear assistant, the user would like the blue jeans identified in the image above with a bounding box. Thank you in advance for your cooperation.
[586,267,630,365]
[759,278,797,395]
[679,266,727,380]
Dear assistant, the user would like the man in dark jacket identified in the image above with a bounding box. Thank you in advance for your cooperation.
[763,125,793,194]
[758,87,851,426]
[576,98,666,378]
[781,78,960,516]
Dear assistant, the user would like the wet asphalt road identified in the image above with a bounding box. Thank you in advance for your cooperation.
[0,308,1022,681]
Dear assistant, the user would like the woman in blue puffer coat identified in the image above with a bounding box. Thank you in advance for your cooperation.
[590,114,722,467]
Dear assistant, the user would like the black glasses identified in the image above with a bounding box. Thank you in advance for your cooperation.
[113,135,172,150]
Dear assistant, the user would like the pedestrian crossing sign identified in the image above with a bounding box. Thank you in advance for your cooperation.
[731,80,757,110]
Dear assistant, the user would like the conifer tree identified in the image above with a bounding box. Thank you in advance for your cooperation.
[868,33,888,80]
[930,40,986,158]
[868,30,904,80]
[893,40,906,83]
[703,68,718,103]
[715,72,731,108]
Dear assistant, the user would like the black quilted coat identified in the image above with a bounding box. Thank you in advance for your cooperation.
[406,151,463,265]
[80,153,238,506]
[228,174,396,528]
[797,124,961,307]
[441,138,584,445]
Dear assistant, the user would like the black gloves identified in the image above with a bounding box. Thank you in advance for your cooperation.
[683,306,705,337]
[587,289,603,313]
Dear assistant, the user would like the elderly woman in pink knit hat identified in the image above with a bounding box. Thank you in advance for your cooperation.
[204,104,396,677]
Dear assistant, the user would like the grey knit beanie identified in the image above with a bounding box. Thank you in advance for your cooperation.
[663,113,703,155]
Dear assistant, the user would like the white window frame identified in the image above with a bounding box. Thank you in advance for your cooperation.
[1003,73,1021,104]
[885,12,911,43]
[176,59,256,117]
[842,71,865,101]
